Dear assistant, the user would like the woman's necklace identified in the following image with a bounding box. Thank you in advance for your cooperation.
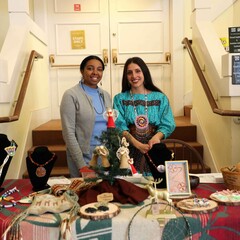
[28,153,56,177]
[145,152,165,173]
[130,90,149,135]
[81,82,105,115]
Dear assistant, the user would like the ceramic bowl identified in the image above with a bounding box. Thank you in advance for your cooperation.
[190,175,200,189]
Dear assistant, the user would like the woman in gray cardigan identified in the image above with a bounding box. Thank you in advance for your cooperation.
[60,55,112,177]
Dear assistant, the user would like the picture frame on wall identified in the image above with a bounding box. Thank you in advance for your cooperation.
[165,160,191,197]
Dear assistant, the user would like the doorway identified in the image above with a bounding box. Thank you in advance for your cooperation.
[47,0,171,118]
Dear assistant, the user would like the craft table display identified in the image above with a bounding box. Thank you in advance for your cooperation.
[0,179,239,240]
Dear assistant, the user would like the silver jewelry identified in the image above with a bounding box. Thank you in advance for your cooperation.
[81,82,105,114]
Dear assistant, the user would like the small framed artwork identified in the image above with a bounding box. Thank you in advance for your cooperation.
[165,160,191,197]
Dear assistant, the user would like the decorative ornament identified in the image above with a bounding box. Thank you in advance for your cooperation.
[89,146,110,168]
[145,179,172,205]
[79,202,120,220]
[157,165,165,173]
[176,198,218,214]
[4,141,17,156]
[0,141,17,177]
[103,108,119,128]
[93,115,131,183]
[116,137,131,169]
[128,158,138,175]
[210,189,240,206]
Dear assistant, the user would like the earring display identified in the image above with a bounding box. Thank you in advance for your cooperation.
[0,134,17,192]
[27,146,57,191]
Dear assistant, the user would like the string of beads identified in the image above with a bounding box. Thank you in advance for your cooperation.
[145,152,165,173]
[0,186,19,208]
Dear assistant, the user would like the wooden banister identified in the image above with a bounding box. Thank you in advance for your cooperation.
[0,50,43,123]
[182,37,240,117]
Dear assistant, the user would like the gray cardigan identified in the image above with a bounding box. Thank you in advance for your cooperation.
[60,83,112,170]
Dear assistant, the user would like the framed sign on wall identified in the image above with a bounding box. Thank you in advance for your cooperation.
[70,30,86,49]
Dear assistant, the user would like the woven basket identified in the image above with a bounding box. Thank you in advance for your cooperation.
[221,167,240,190]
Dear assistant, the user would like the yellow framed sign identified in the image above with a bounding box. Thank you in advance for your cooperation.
[70,30,86,49]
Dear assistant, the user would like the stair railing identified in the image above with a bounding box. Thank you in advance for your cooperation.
[182,37,240,117]
[0,50,43,123]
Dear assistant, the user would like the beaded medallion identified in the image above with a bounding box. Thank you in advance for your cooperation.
[36,166,47,177]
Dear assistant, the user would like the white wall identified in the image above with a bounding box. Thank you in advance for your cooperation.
[0,1,51,179]
[191,0,240,171]
[0,0,9,51]
[183,0,193,105]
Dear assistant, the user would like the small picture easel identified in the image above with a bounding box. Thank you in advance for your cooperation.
[165,160,192,198]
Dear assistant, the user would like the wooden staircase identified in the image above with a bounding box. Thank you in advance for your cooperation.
[22,106,210,178]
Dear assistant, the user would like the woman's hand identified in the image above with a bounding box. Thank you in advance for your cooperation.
[123,131,150,154]
[134,141,150,154]
[148,132,164,149]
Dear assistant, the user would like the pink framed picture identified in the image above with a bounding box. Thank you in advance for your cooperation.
[165,160,191,196]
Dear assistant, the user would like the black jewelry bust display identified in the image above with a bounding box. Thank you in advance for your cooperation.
[26,146,57,191]
[0,134,17,192]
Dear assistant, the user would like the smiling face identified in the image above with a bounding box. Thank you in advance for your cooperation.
[126,63,145,93]
[81,59,104,88]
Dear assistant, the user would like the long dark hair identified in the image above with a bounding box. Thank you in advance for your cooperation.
[80,55,105,71]
[121,57,162,93]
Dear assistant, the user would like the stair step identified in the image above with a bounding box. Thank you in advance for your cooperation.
[32,119,64,146]
[170,116,197,141]
[184,105,192,118]
[165,141,203,157]
[24,114,210,179]
[190,164,211,174]
[33,117,197,144]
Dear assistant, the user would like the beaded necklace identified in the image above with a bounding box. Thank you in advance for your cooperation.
[0,187,19,208]
[130,90,149,135]
[28,153,56,178]
[81,82,105,114]
[145,152,165,173]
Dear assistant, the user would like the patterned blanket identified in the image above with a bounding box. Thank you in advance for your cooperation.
[0,179,239,240]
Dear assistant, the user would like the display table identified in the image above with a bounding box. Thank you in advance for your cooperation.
[0,179,239,240]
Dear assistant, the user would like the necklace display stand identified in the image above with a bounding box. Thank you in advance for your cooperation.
[26,146,57,191]
[0,134,17,192]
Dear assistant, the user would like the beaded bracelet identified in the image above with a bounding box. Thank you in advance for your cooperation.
[0,187,19,208]
[0,201,17,208]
